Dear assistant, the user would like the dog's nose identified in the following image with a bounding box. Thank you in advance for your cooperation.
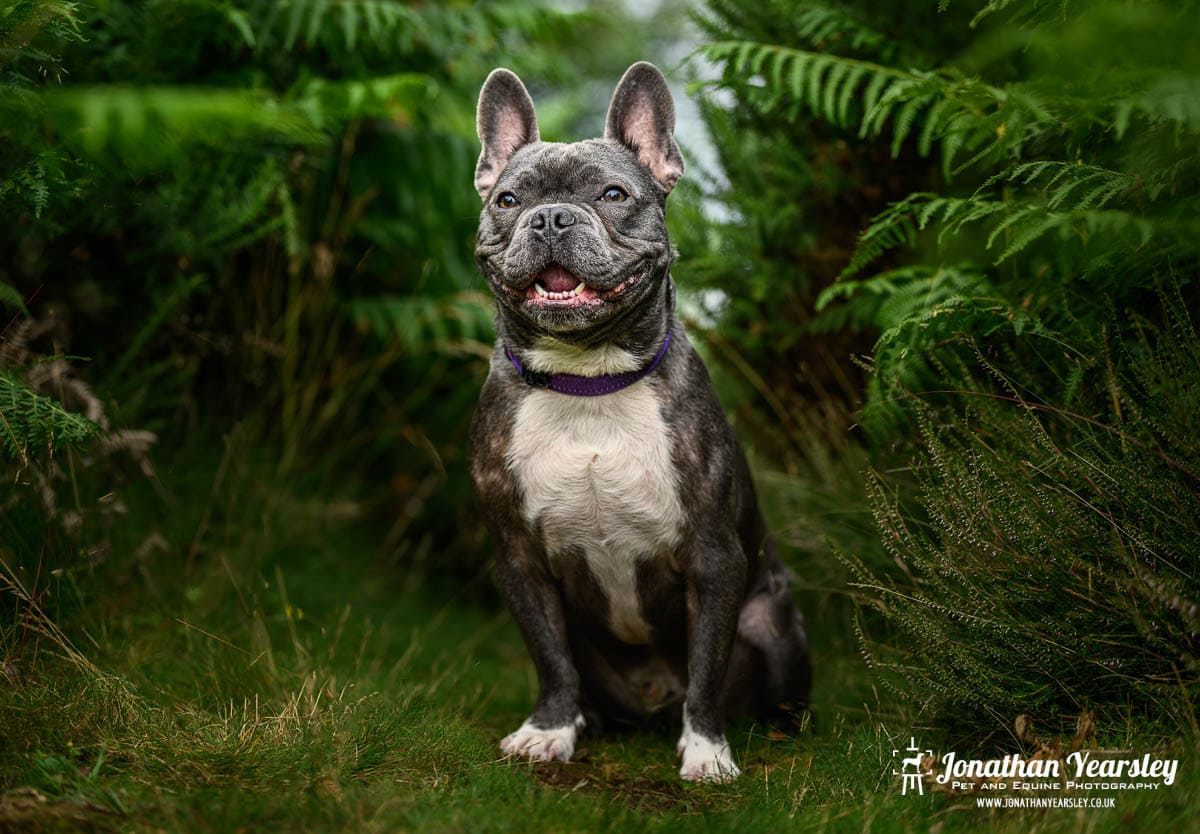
[528,205,577,236]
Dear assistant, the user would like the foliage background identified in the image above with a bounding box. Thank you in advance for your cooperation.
[2,0,1198,830]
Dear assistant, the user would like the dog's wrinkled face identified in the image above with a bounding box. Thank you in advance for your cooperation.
[473,63,684,337]
[475,141,665,333]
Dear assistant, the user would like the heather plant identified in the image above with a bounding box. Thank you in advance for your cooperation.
[840,291,1200,730]
[696,0,1200,732]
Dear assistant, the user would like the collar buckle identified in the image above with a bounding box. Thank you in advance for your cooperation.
[522,368,552,389]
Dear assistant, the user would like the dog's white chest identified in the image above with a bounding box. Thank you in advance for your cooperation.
[508,384,684,643]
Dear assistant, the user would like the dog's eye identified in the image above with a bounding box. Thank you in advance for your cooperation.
[600,187,628,203]
[495,192,519,209]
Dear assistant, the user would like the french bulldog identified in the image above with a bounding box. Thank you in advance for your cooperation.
[468,62,811,782]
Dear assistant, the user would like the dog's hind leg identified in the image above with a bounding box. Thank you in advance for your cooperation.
[729,562,812,727]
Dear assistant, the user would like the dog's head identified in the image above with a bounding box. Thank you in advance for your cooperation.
[473,63,684,338]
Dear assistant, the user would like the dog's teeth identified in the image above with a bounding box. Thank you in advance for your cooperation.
[533,278,587,301]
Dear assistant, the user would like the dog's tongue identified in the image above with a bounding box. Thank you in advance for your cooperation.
[538,264,580,294]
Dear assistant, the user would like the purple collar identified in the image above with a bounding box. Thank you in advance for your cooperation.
[504,332,672,397]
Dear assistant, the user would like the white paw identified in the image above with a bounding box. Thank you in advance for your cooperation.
[677,713,741,782]
[500,714,584,763]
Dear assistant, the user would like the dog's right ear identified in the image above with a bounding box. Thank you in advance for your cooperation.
[475,69,540,200]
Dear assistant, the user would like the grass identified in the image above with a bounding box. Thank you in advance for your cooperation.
[3,445,1199,833]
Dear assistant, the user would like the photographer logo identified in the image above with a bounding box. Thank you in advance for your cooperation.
[893,738,933,796]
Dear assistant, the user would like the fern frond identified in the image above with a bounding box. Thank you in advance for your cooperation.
[789,4,892,55]
[244,0,572,62]
[0,0,81,67]
[839,193,998,279]
[701,41,1057,166]
[814,265,988,333]
[842,184,1197,279]
[0,372,100,466]
[1003,162,1138,210]
[960,0,1071,28]
[702,40,903,131]
[247,0,420,52]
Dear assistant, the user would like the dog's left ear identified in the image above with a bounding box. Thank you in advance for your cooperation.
[605,62,685,194]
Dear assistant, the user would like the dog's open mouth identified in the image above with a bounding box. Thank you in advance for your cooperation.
[527,264,596,305]
[524,263,642,308]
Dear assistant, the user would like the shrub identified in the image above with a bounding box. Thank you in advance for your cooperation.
[0,1,656,579]
[841,290,1200,729]
[697,0,1200,731]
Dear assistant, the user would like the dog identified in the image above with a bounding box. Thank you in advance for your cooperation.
[468,62,811,782]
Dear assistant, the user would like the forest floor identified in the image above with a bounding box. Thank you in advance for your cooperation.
[3,451,1198,833]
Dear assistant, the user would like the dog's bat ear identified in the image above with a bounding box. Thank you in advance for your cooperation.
[475,68,540,200]
[605,62,685,194]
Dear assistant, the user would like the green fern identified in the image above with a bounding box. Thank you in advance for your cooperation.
[0,373,100,465]
[701,40,904,130]
[692,0,1200,734]
[785,4,891,54]
[840,188,1197,280]
[700,40,1056,174]
[0,0,81,75]
[240,0,576,62]
[0,159,52,217]
[813,265,987,333]
[245,0,422,52]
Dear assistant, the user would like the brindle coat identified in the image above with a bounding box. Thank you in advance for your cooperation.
[468,62,810,781]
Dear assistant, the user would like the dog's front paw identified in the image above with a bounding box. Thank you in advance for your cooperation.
[677,726,741,782]
[500,715,584,763]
